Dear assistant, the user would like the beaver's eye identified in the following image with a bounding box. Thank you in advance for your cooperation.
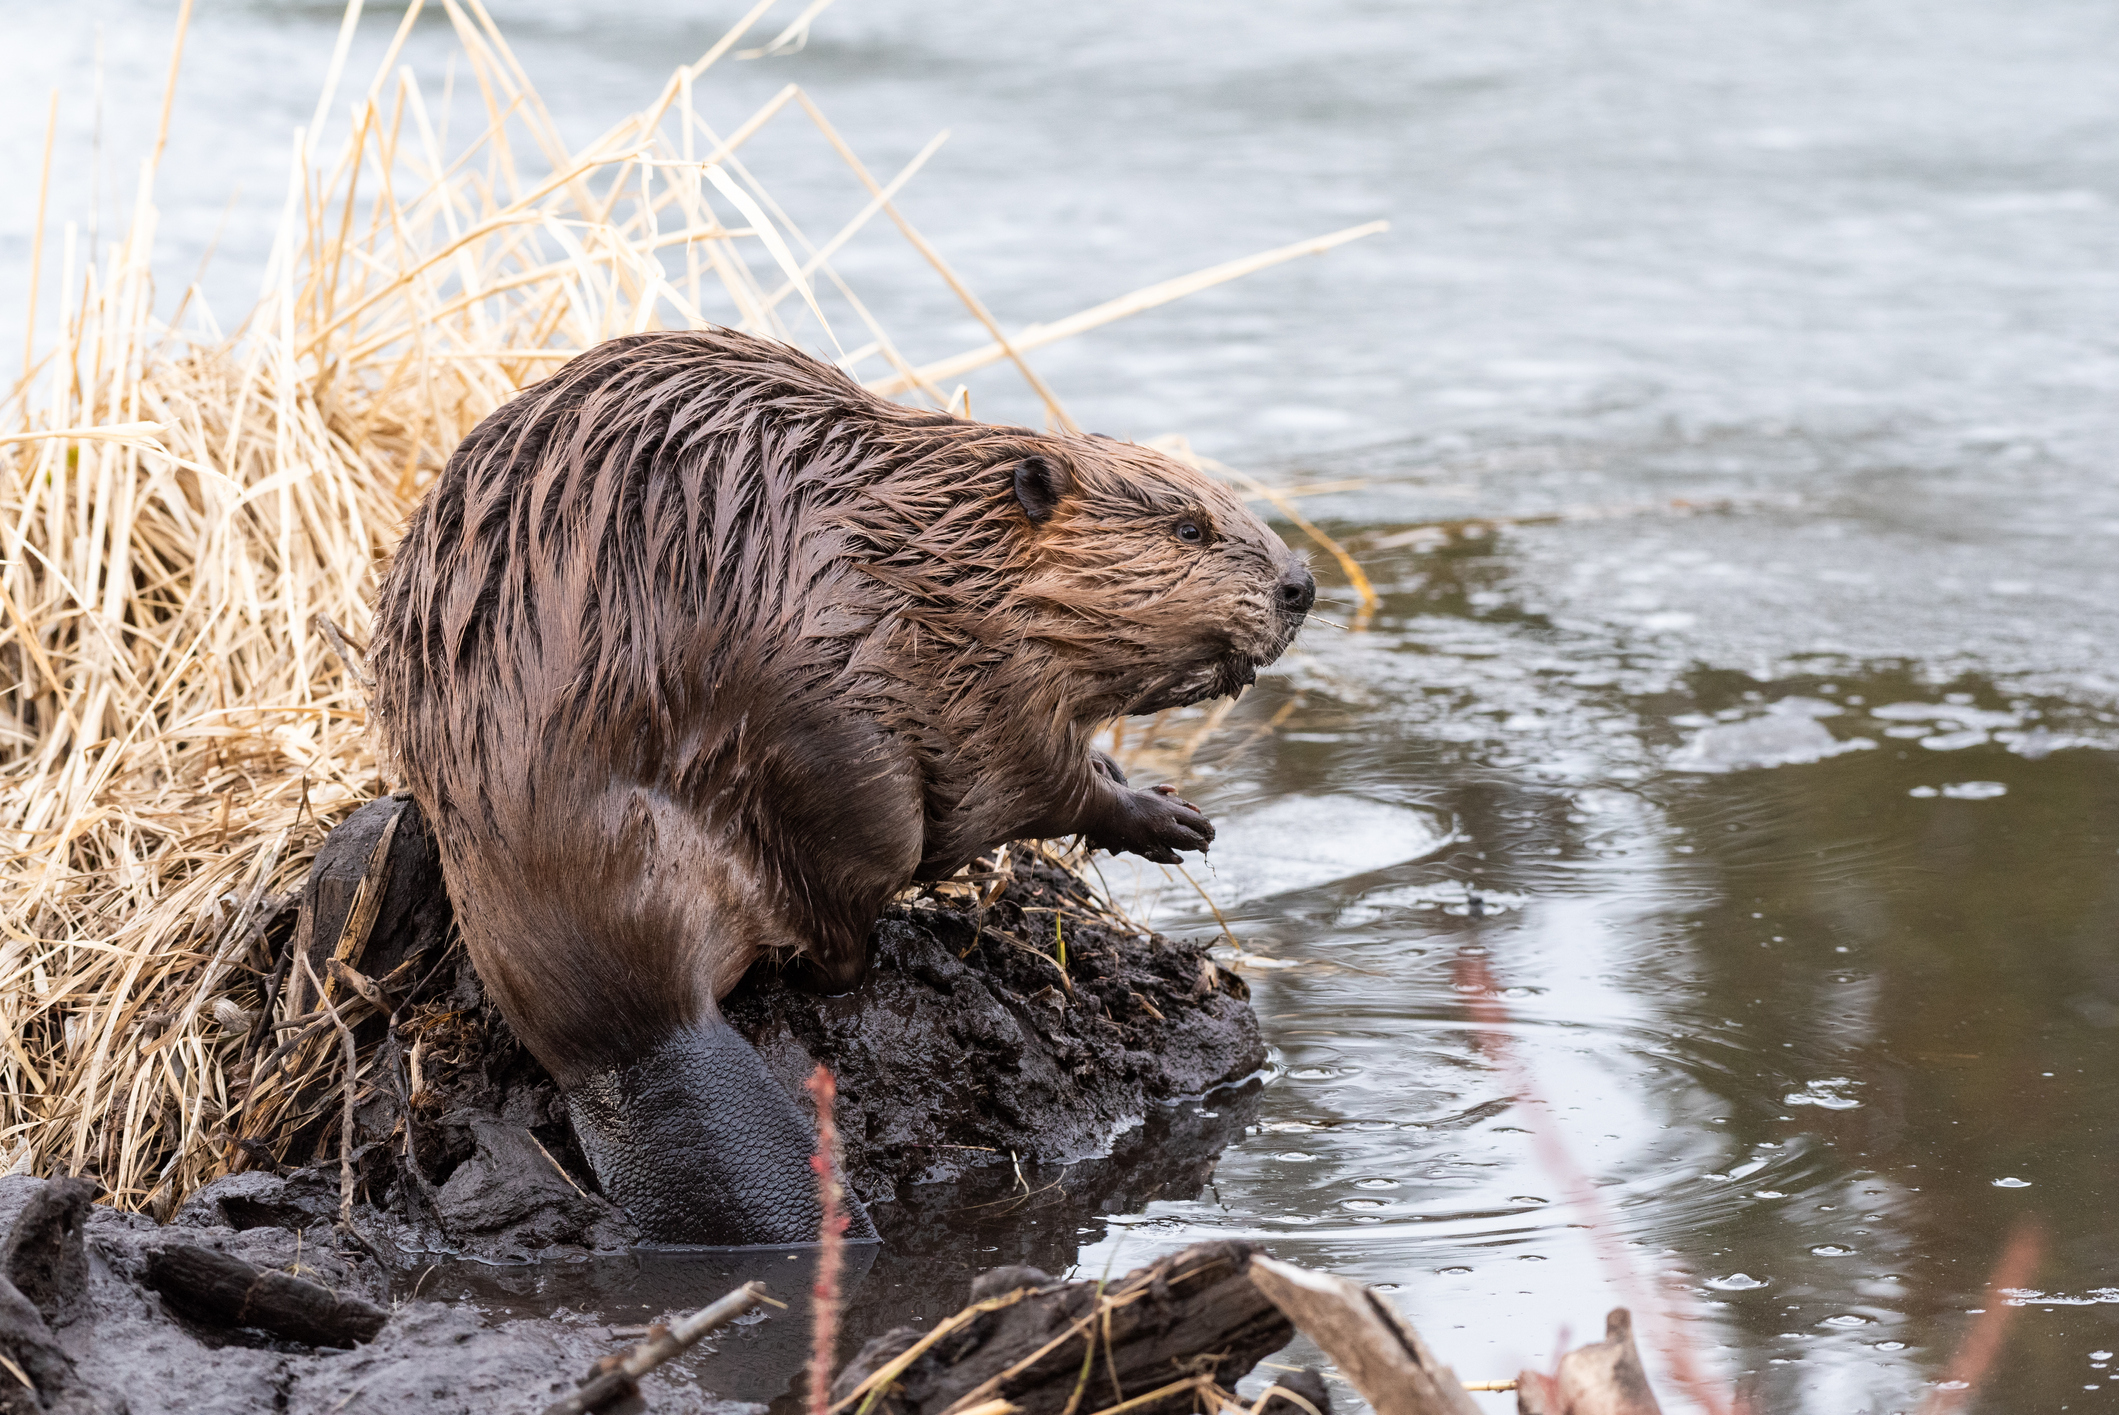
[1174,519,1205,544]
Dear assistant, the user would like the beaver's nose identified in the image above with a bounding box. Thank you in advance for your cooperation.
[1277,563,1316,616]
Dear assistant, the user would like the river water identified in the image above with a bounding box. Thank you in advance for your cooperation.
[7,0,2119,1410]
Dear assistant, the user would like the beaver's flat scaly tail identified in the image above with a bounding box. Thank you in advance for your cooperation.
[566,1018,880,1246]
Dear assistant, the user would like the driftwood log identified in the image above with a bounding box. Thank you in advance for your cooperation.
[141,1246,388,1348]
[831,1241,1292,1415]
[1248,1258,1480,1415]
[1251,1255,1667,1415]
[1513,1310,1663,1415]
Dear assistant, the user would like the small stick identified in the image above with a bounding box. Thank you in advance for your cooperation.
[828,1291,1046,1415]
[1172,865,1244,955]
[539,1282,768,1415]
[310,613,374,689]
[1087,1376,1216,1415]
[807,1065,849,1415]
[526,1129,586,1198]
[297,951,359,1229]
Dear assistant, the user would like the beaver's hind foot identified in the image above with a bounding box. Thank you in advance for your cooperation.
[566,1019,880,1246]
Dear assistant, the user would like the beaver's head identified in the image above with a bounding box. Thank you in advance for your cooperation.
[1010,438,1316,716]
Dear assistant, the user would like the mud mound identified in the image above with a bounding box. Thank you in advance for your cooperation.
[258,796,1264,1263]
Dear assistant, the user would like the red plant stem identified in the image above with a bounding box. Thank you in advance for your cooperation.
[1917,1218,2045,1415]
[807,1064,850,1415]
[1453,951,1733,1415]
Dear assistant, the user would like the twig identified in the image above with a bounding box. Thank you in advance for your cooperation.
[539,1282,768,1415]
[1916,1219,2045,1414]
[808,1065,849,1415]
[1172,865,1244,955]
[310,612,374,689]
[830,1289,1045,1415]
[297,951,360,1230]
[1083,1375,1212,1415]
[1453,953,1728,1415]
[526,1129,586,1199]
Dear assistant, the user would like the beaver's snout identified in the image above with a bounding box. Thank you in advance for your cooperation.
[1277,562,1316,619]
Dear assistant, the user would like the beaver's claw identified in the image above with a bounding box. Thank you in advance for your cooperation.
[1093,782,1213,863]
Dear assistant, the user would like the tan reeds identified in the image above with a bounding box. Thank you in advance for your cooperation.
[0,0,1381,1214]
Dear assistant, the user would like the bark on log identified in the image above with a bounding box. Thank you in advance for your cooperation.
[831,1241,1291,1415]
[1247,1256,1481,1415]
[1514,1310,1662,1415]
[142,1245,388,1348]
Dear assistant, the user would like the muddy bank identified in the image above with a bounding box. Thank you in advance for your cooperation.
[0,798,1269,1413]
[413,1090,1263,1412]
[280,795,1263,1262]
[5,1093,1269,1414]
[0,1168,1294,1415]
[0,1174,756,1415]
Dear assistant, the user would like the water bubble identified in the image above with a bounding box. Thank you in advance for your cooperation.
[1707,1273,1769,1291]
[1289,1067,1338,1080]
[1275,1152,1317,1163]
[1821,1313,1871,1328]
[1509,1195,1550,1206]
[1519,1254,1547,1262]
[1752,1190,1787,1199]
[1908,786,1939,798]
[1438,1266,1472,1275]
[2092,1350,2114,1361]
[1992,1177,2032,1188]
[1784,1078,1864,1110]
[1354,1177,1399,1189]
[1942,781,2008,800]
[1342,1198,1389,1211]
[1810,1245,1855,1257]
[1873,1341,1907,1352]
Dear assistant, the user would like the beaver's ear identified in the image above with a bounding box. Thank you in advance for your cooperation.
[1013,455,1071,525]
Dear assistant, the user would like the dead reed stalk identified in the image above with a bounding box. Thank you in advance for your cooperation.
[0,0,1377,1215]
[808,1064,850,1415]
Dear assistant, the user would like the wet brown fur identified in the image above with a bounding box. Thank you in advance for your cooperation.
[370,329,1306,1085]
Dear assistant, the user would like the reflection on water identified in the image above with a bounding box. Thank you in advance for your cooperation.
[1095,538,2119,1412]
[403,1095,1260,1413]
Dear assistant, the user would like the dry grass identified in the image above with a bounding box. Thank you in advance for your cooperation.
[0,0,1380,1216]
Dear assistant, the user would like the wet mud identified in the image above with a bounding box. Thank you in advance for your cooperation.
[281,796,1263,1261]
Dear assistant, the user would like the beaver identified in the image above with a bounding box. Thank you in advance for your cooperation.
[369,329,1315,1245]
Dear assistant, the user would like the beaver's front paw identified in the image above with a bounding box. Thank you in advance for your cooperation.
[1093,783,1214,864]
